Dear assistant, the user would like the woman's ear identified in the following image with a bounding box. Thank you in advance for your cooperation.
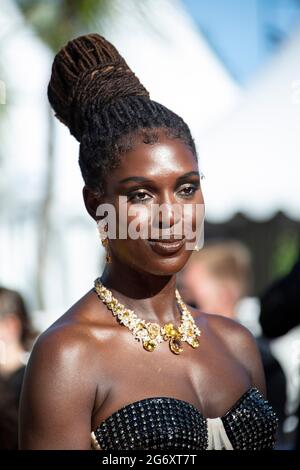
[82,186,103,221]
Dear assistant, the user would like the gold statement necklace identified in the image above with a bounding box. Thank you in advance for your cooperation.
[94,278,201,355]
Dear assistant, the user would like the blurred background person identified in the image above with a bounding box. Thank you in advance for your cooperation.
[179,240,287,448]
[0,287,37,449]
[179,240,251,316]
[260,252,300,450]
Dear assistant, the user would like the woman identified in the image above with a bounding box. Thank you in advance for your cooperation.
[19,34,278,450]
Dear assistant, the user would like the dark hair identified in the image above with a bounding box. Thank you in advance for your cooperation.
[48,33,197,196]
[0,287,37,351]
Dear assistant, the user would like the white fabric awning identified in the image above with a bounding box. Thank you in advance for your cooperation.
[199,28,300,222]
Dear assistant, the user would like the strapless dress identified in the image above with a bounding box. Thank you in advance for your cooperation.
[91,387,278,450]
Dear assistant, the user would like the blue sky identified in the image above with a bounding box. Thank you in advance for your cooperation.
[182,0,300,84]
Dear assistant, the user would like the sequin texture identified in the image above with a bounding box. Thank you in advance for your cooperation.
[222,388,278,450]
[92,388,278,450]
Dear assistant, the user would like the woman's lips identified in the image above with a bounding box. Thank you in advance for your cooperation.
[147,237,186,256]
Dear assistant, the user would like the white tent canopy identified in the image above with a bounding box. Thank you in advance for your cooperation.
[199,28,300,222]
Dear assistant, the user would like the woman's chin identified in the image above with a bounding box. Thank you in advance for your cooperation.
[141,253,192,276]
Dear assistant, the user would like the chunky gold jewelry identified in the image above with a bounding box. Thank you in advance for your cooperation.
[94,278,201,355]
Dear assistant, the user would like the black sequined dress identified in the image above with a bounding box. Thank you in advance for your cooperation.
[91,388,278,450]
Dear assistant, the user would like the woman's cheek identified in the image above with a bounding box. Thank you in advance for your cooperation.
[127,203,151,240]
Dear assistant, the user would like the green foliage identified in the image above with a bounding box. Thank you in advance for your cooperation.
[271,230,300,279]
[15,0,113,51]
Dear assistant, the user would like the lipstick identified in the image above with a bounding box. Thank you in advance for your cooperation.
[147,237,186,256]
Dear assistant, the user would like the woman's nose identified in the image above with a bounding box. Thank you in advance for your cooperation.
[151,195,182,230]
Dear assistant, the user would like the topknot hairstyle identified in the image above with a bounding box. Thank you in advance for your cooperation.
[48,33,197,195]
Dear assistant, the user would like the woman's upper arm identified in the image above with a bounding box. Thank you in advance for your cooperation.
[211,315,267,397]
[237,326,266,396]
[227,320,267,396]
[19,327,97,449]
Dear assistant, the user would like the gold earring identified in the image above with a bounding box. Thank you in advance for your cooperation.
[97,221,112,264]
[194,244,200,252]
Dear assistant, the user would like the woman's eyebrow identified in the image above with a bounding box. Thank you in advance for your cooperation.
[119,171,200,185]
[118,176,153,184]
[175,171,200,183]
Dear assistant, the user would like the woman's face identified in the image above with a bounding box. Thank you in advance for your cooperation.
[97,130,205,276]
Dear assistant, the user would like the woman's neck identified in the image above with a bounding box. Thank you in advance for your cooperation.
[100,262,181,325]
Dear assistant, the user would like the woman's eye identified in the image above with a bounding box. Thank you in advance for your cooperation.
[128,192,151,203]
[178,185,197,198]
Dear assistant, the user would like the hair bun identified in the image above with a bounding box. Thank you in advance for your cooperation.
[47,33,149,141]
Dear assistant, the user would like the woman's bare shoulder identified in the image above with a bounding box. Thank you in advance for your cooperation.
[30,288,108,372]
[190,306,256,346]
[19,289,107,449]
[203,311,255,342]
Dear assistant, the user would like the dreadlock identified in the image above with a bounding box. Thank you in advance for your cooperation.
[48,33,197,195]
